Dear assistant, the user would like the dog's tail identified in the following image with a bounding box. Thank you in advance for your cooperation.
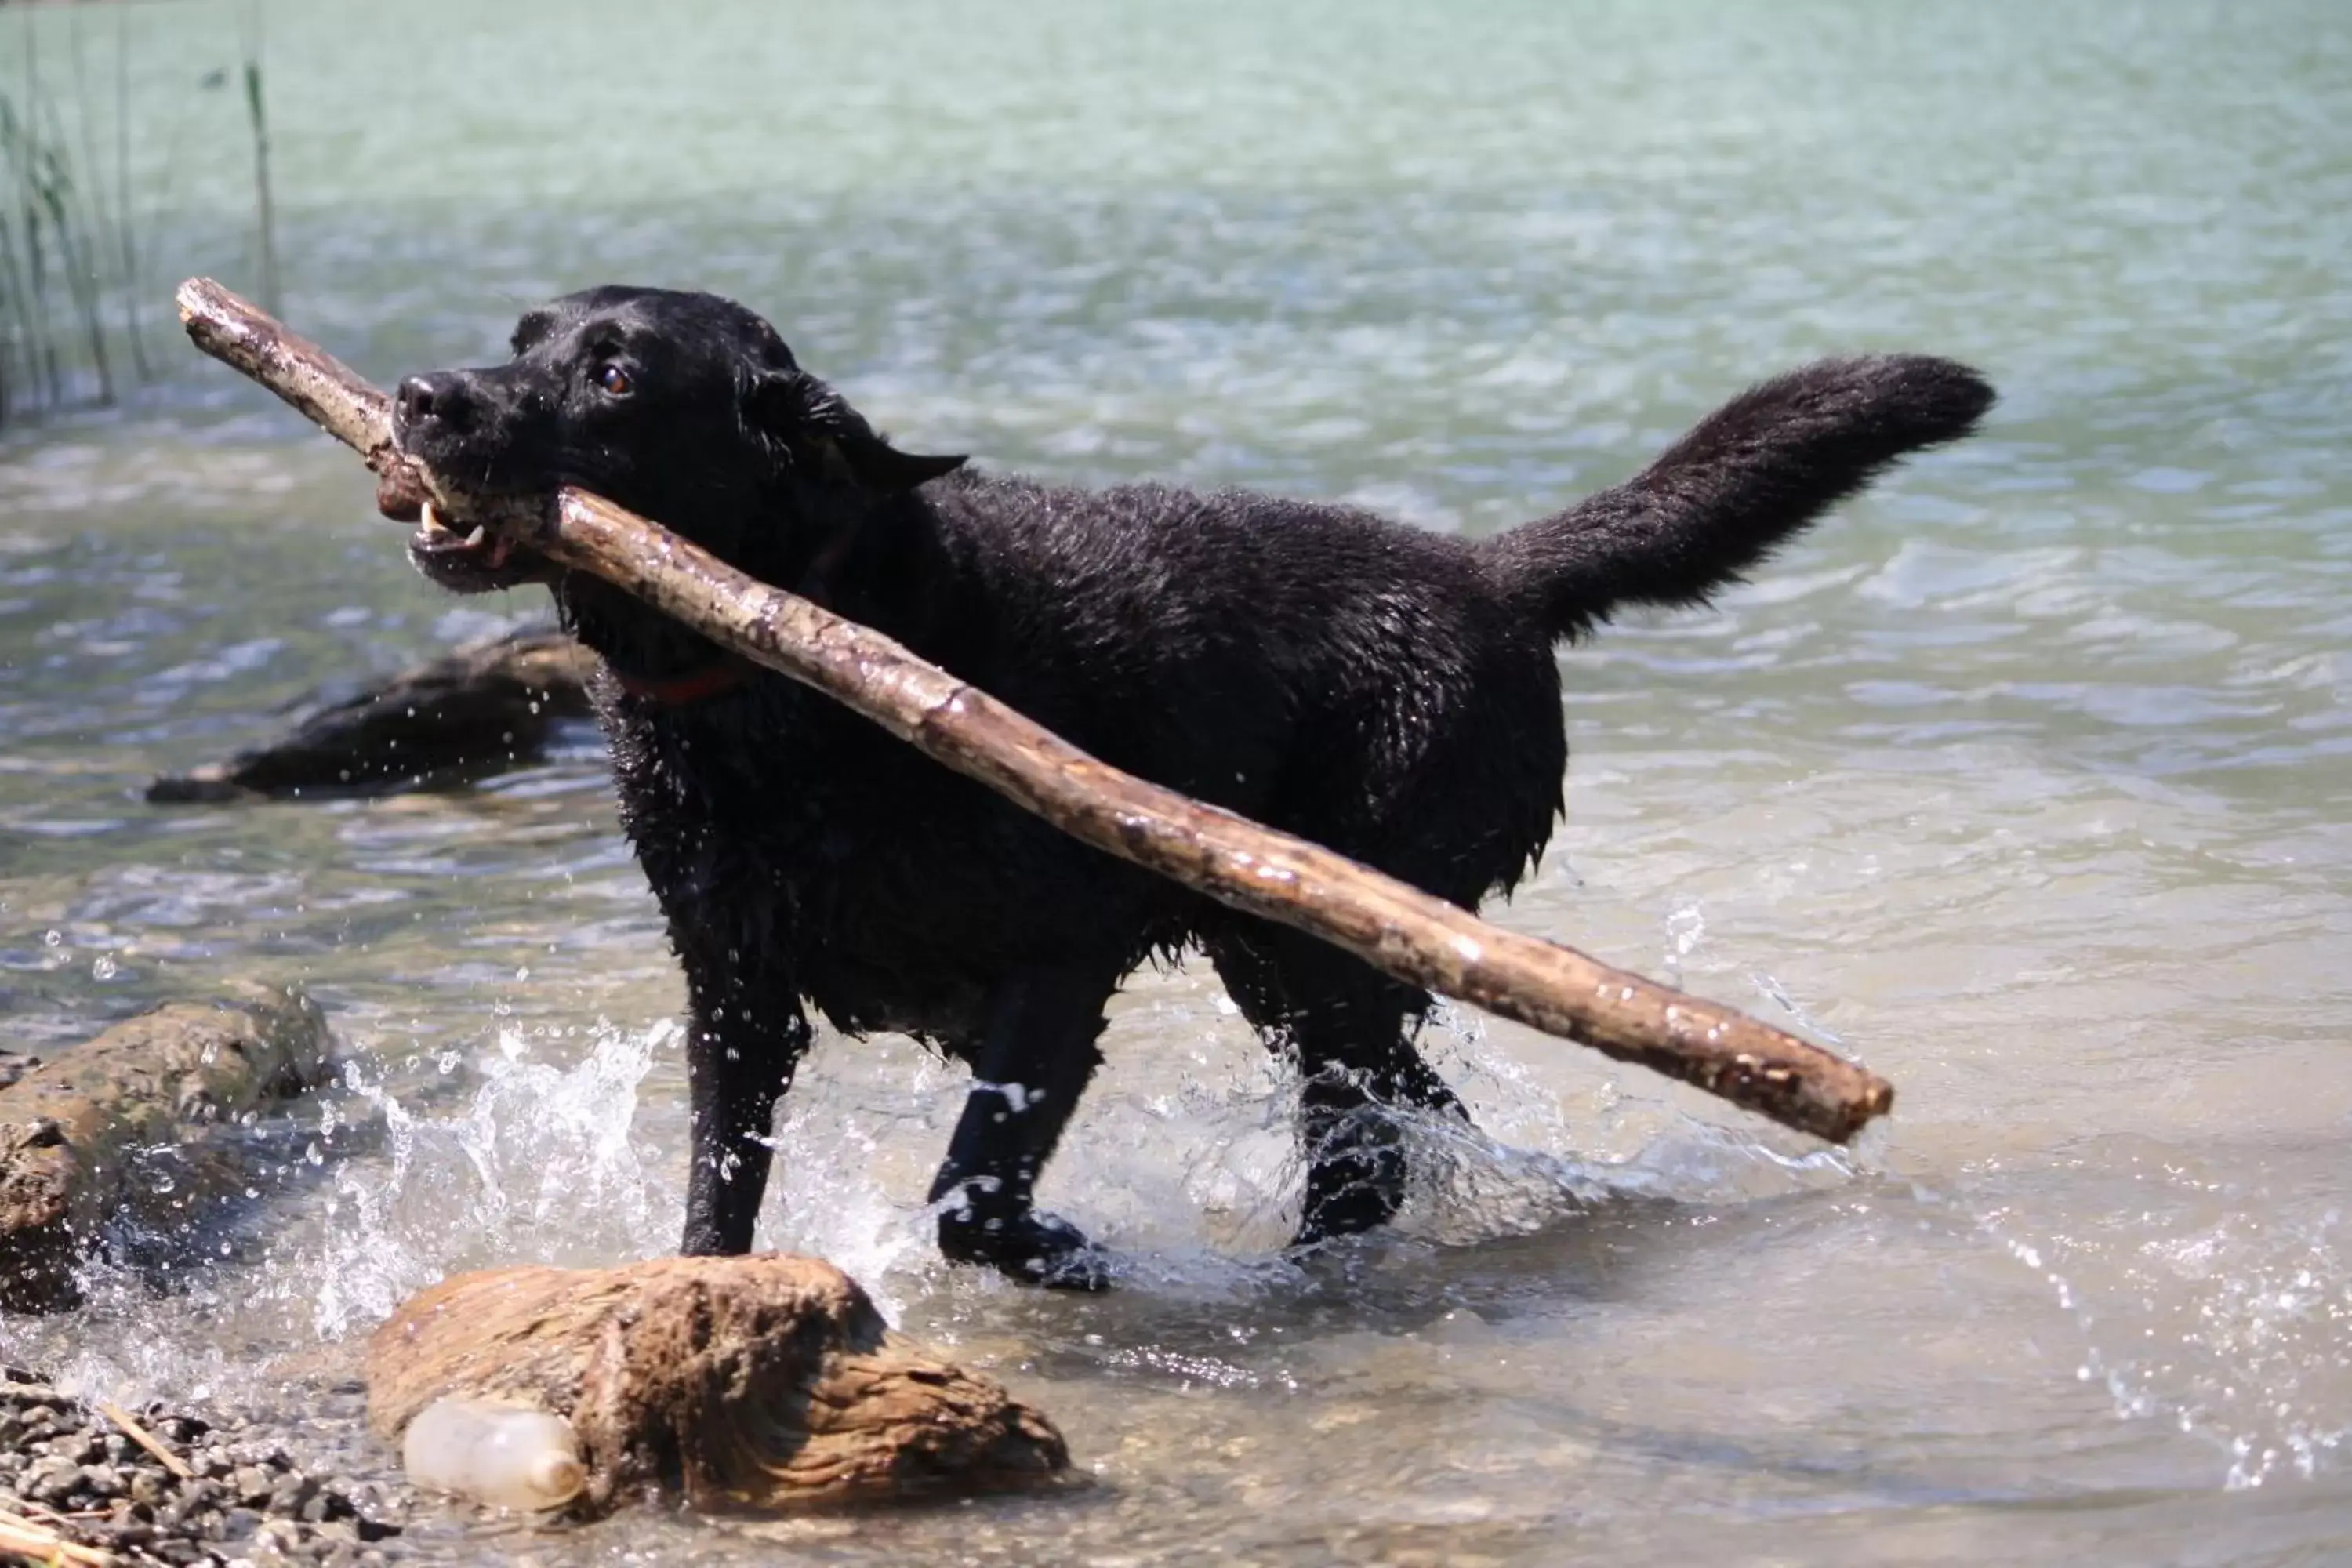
[1479,355,1994,641]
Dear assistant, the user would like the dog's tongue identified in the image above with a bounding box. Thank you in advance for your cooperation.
[376,465,427,523]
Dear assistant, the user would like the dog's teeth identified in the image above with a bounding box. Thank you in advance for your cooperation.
[463,526,486,547]
[420,499,450,536]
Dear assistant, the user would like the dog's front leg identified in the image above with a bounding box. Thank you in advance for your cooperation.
[679,964,811,1256]
[927,964,1118,1290]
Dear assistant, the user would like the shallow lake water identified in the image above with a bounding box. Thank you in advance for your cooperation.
[4,0,2352,1561]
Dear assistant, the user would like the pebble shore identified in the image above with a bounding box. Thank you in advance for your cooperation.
[0,1367,406,1566]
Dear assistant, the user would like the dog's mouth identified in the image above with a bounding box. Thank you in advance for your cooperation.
[379,463,545,593]
[410,497,519,571]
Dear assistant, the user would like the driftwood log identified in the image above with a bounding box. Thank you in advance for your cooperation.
[365,1254,1067,1513]
[176,277,1895,1145]
[0,981,333,1311]
[147,626,596,803]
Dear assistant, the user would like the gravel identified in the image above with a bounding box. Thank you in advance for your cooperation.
[0,1365,407,1566]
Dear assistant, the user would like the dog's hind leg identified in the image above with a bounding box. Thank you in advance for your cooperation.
[1207,929,1467,1247]
[927,964,1121,1290]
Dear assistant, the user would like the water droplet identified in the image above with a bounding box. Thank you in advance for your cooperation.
[437,1051,459,1075]
[515,966,531,982]
[305,1140,325,1166]
[90,956,118,980]
[154,1174,175,1194]
[42,929,61,947]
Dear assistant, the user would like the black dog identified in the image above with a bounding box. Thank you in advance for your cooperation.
[388,287,1991,1287]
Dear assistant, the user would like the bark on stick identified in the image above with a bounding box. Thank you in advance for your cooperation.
[176,276,1896,1145]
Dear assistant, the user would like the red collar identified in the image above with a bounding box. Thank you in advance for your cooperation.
[615,655,757,706]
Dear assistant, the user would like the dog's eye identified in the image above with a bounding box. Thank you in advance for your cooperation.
[596,364,633,397]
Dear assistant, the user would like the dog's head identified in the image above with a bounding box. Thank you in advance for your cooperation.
[387,286,965,597]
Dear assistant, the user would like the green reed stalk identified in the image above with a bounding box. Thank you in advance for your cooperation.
[1,114,63,411]
[11,10,60,409]
[39,56,114,405]
[0,203,16,429]
[0,112,27,428]
[241,3,278,319]
[67,0,147,386]
[0,0,173,430]
[111,3,151,380]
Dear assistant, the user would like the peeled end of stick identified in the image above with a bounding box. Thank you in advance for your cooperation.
[174,276,397,463]
[173,276,213,325]
[1838,1076,1895,1142]
[1738,1046,1893,1144]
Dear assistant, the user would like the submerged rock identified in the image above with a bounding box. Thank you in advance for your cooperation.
[366,1254,1069,1515]
[0,981,334,1312]
[147,626,597,803]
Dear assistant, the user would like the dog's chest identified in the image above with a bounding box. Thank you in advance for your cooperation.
[610,695,942,896]
[599,694,1131,1034]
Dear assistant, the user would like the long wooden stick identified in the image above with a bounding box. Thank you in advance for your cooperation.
[176,277,1894,1143]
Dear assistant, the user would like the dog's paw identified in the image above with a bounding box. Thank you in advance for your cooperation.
[938,1207,1114,1291]
[1291,1163,1409,1248]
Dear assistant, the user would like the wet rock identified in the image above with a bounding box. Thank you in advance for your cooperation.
[25,1455,78,1505]
[147,626,598,804]
[0,981,334,1311]
[367,1252,1069,1515]
[268,1473,318,1515]
[234,1464,276,1506]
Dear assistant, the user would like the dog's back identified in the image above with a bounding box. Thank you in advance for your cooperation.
[904,473,1563,895]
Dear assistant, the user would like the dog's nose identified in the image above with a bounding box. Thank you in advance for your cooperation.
[395,372,474,433]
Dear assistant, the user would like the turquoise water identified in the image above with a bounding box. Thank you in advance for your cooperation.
[4,0,2352,1561]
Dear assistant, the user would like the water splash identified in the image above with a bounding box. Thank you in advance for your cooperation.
[1980,1165,2352,1489]
[267,1016,680,1342]
[1662,896,1706,989]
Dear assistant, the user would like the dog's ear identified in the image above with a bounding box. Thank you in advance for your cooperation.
[817,426,969,495]
[747,370,966,495]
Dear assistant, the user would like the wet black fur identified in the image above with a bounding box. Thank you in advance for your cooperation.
[393,286,1993,1287]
